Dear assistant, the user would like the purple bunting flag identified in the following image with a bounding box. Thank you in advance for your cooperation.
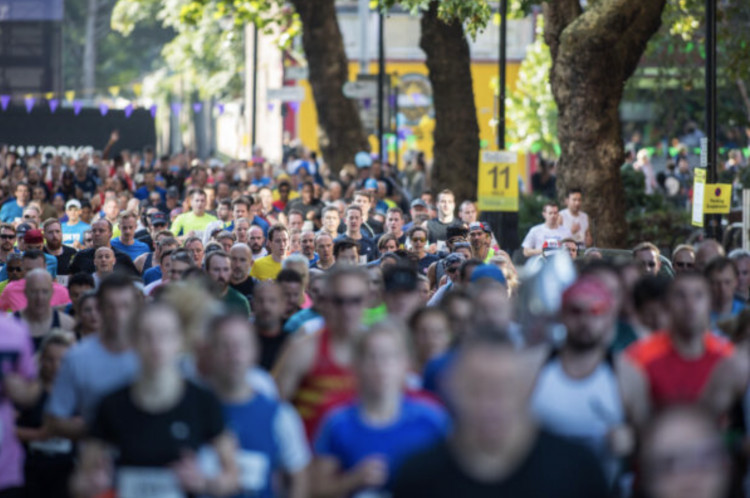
[217,103,225,115]
[25,97,36,113]
[267,102,275,112]
[73,101,82,115]
[150,104,157,119]
[171,102,182,115]
[363,99,371,110]
[99,103,109,116]
[388,95,396,107]
[288,101,300,112]
[124,103,134,118]
[192,102,203,113]
[0,95,10,111]
[49,99,59,113]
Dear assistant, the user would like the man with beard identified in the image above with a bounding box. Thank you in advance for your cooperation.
[248,225,268,260]
[42,219,77,279]
[524,276,649,485]
[0,223,15,268]
[68,219,138,277]
[205,250,250,316]
[229,243,255,304]
[252,281,288,370]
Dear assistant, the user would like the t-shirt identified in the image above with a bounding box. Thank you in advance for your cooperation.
[69,247,139,277]
[257,331,290,371]
[0,316,37,489]
[91,381,224,467]
[223,286,251,317]
[46,335,140,423]
[0,199,23,223]
[170,211,218,237]
[250,255,283,281]
[46,245,78,276]
[626,331,733,409]
[426,218,464,244]
[315,397,449,491]
[0,279,71,312]
[521,224,573,250]
[199,394,309,498]
[62,221,90,246]
[230,277,255,306]
[334,234,378,263]
[392,431,608,498]
[142,265,162,285]
[111,238,151,261]
[559,209,590,245]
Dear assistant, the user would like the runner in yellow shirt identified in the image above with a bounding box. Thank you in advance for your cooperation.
[250,224,289,281]
[170,188,217,237]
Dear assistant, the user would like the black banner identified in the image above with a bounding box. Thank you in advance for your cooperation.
[0,105,157,158]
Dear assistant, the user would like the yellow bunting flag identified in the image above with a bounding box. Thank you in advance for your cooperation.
[132,83,143,97]
[45,92,54,100]
[108,86,121,97]
[65,90,75,102]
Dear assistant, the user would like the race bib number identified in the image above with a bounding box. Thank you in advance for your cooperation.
[29,438,73,455]
[436,240,447,252]
[117,467,184,498]
[359,255,368,265]
[56,275,69,287]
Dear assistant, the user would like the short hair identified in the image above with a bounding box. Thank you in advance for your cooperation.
[218,199,232,209]
[560,238,577,246]
[170,249,195,266]
[567,188,583,197]
[277,269,303,285]
[118,210,138,223]
[386,206,403,217]
[728,248,750,262]
[157,237,179,250]
[231,196,252,210]
[268,223,288,242]
[437,189,454,202]
[42,218,61,231]
[183,236,203,248]
[407,225,428,239]
[322,206,339,217]
[189,187,206,198]
[633,275,671,312]
[39,330,76,355]
[633,241,660,258]
[288,209,304,220]
[93,218,113,232]
[355,317,411,361]
[204,250,230,271]
[334,238,360,258]
[282,253,310,270]
[0,223,15,233]
[68,272,95,290]
[459,257,483,282]
[96,273,138,303]
[22,249,45,262]
[234,217,251,228]
[543,201,558,211]
[672,243,695,259]
[345,204,363,216]
[160,249,175,264]
[704,256,738,279]
[377,233,399,252]
[325,264,369,288]
[353,190,372,202]
[215,231,235,242]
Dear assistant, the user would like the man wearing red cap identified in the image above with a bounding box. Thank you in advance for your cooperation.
[523,276,649,484]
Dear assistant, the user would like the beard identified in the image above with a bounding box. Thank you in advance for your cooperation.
[565,333,602,352]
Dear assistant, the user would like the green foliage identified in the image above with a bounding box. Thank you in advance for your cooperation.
[506,19,558,159]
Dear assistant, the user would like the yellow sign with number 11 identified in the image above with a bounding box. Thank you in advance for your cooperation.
[477,150,519,212]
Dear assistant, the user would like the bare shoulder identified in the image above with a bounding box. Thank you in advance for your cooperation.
[58,312,76,331]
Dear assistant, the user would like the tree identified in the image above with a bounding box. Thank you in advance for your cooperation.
[544,0,667,247]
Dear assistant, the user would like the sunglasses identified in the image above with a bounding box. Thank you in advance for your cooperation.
[0,234,15,240]
[411,238,426,243]
[674,261,694,269]
[447,266,460,274]
[330,295,365,307]
[564,302,610,316]
[641,261,657,268]
[7,266,23,272]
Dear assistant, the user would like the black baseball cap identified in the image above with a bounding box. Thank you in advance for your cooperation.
[383,265,419,293]
[150,212,168,226]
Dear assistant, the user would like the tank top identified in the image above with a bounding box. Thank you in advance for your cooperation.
[143,252,154,272]
[530,349,624,482]
[291,327,356,440]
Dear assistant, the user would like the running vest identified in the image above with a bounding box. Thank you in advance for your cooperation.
[291,327,356,439]
[530,349,624,482]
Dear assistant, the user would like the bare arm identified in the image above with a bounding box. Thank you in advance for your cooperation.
[45,414,87,440]
[3,374,41,408]
[617,356,651,429]
[288,467,309,498]
[134,253,148,274]
[272,333,318,400]
[523,247,542,258]
[700,353,748,418]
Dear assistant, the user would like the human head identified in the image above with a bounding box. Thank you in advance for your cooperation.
[248,225,266,254]
[206,313,258,386]
[382,265,422,321]
[560,276,617,351]
[560,238,578,259]
[42,219,63,251]
[231,197,251,221]
[322,265,369,337]
[410,199,429,225]
[672,244,696,274]
[288,210,304,231]
[353,190,372,218]
[566,188,583,214]
[131,303,183,373]
[103,198,120,221]
[94,246,115,275]
[695,239,725,273]
[252,281,285,331]
[24,269,54,313]
[633,275,671,333]
[184,236,204,267]
[300,230,316,259]
[668,272,711,338]
[5,253,24,281]
[333,238,359,265]
[641,407,729,498]
[22,205,41,227]
[205,251,231,293]
[345,204,363,234]
[23,228,45,251]
[0,223,15,253]
[67,272,95,307]
[468,222,492,254]
[276,269,304,319]
[14,182,31,205]
[91,219,113,248]
[97,273,141,340]
[385,207,404,235]
[542,202,560,228]
[406,226,428,255]
[168,249,196,281]
[410,307,452,368]
[229,243,252,282]
[469,279,512,332]
[233,218,251,244]
[704,257,739,313]
[321,206,341,235]
[267,224,289,259]
[728,249,750,298]
[354,319,411,400]
[458,201,477,224]
[215,231,235,254]
[436,189,455,220]
[315,232,334,264]
[190,188,208,216]
[633,241,662,276]
[82,229,93,249]
[39,332,75,383]
[117,211,138,243]
[22,250,46,273]
[377,233,399,255]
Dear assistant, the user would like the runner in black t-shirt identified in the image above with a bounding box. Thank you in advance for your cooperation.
[75,304,239,497]
[393,331,607,498]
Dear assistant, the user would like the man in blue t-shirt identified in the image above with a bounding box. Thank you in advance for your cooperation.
[110,212,150,261]
[0,182,31,223]
[204,314,310,498]
[61,200,90,247]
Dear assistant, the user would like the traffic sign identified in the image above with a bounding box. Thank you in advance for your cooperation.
[343,81,378,99]
[704,183,732,214]
[286,66,309,81]
[477,150,519,212]
[266,86,305,102]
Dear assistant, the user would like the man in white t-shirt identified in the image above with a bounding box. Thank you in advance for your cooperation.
[522,202,573,257]
[559,188,592,247]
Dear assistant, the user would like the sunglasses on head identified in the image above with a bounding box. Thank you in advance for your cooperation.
[329,294,365,307]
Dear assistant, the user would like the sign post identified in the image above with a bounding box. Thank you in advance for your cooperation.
[478,150,519,212]
[692,168,706,227]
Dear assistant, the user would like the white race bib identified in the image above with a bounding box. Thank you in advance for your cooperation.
[359,255,368,265]
[29,437,72,455]
[436,240,447,252]
[117,467,184,498]
[55,275,69,287]
[237,450,269,492]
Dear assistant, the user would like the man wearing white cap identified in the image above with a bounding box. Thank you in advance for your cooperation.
[61,199,90,248]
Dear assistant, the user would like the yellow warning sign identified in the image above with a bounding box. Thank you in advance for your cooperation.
[703,184,732,214]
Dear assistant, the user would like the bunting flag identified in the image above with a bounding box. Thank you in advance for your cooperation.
[24,96,35,113]
[124,103,134,118]
[267,102,274,112]
[65,90,75,102]
[150,104,157,119]
[108,86,121,97]
[192,102,203,113]
[0,95,10,111]
[288,101,300,112]
[44,92,54,100]
[216,103,225,115]
[132,83,143,97]
[388,95,396,107]
[99,103,109,116]
[363,99,371,110]
[171,102,182,115]
[73,101,82,115]
[49,99,59,113]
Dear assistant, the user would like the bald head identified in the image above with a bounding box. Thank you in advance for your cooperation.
[695,239,725,273]
[230,243,253,282]
[25,268,53,311]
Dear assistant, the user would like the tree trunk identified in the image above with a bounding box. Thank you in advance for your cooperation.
[290,0,369,173]
[420,1,479,203]
[82,0,97,94]
[544,0,666,248]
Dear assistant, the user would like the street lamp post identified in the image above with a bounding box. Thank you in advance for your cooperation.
[377,4,385,162]
[704,0,720,240]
